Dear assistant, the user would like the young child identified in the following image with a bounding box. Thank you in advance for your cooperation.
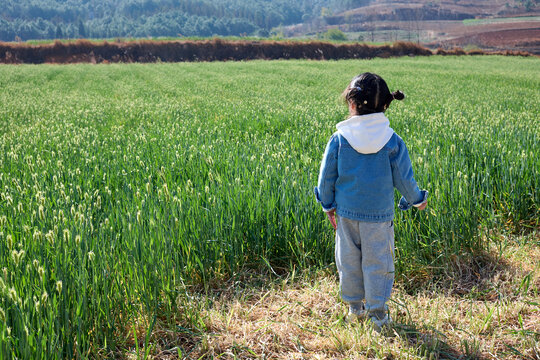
[314,72,428,330]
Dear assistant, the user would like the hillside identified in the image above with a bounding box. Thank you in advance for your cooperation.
[0,0,356,41]
[283,0,540,54]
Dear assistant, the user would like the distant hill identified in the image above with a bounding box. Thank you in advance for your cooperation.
[0,0,367,42]
[282,0,540,54]
[2,0,538,54]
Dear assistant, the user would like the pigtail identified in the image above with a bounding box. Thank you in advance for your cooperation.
[391,90,405,101]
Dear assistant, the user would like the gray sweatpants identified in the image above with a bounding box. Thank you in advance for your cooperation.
[335,215,395,321]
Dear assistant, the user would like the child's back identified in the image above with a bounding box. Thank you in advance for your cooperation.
[314,72,427,330]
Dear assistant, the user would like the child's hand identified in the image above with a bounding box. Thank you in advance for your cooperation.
[416,201,428,211]
[326,209,337,230]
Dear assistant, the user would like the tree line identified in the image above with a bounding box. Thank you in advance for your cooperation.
[0,0,371,41]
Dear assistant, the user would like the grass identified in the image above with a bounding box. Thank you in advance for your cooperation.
[0,56,538,358]
[343,30,422,44]
[463,16,540,25]
[150,233,539,359]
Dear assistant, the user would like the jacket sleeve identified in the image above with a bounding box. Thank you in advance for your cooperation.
[390,137,428,211]
[314,134,339,212]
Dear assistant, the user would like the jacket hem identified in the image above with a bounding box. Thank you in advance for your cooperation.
[336,208,394,222]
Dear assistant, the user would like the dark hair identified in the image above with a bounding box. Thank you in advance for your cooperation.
[342,72,405,115]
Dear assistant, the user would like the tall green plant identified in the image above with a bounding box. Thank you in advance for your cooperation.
[0,56,538,357]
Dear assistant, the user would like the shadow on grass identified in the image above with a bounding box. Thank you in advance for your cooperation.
[444,247,537,301]
[388,237,540,360]
[400,245,536,302]
[389,321,476,360]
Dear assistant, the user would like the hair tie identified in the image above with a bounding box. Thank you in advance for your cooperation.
[355,86,362,92]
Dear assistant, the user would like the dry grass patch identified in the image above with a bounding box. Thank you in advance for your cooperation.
[132,235,539,359]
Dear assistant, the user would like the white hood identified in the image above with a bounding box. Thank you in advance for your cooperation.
[336,113,394,154]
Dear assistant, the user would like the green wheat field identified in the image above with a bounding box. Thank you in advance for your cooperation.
[0,56,538,358]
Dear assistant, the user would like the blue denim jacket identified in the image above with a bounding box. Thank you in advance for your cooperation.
[314,113,427,222]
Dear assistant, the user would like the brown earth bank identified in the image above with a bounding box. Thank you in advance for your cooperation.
[0,39,534,64]
[437,28,540,54]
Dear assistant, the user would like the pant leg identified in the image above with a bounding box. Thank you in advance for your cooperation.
[335,215,365,308]
[358,220,395,321]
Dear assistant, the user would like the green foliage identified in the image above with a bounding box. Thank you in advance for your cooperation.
[517,0,540,11]
[321,7,333,17]
[0,57,538,357]
[322,28,348,41]
[0,0,371,41]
